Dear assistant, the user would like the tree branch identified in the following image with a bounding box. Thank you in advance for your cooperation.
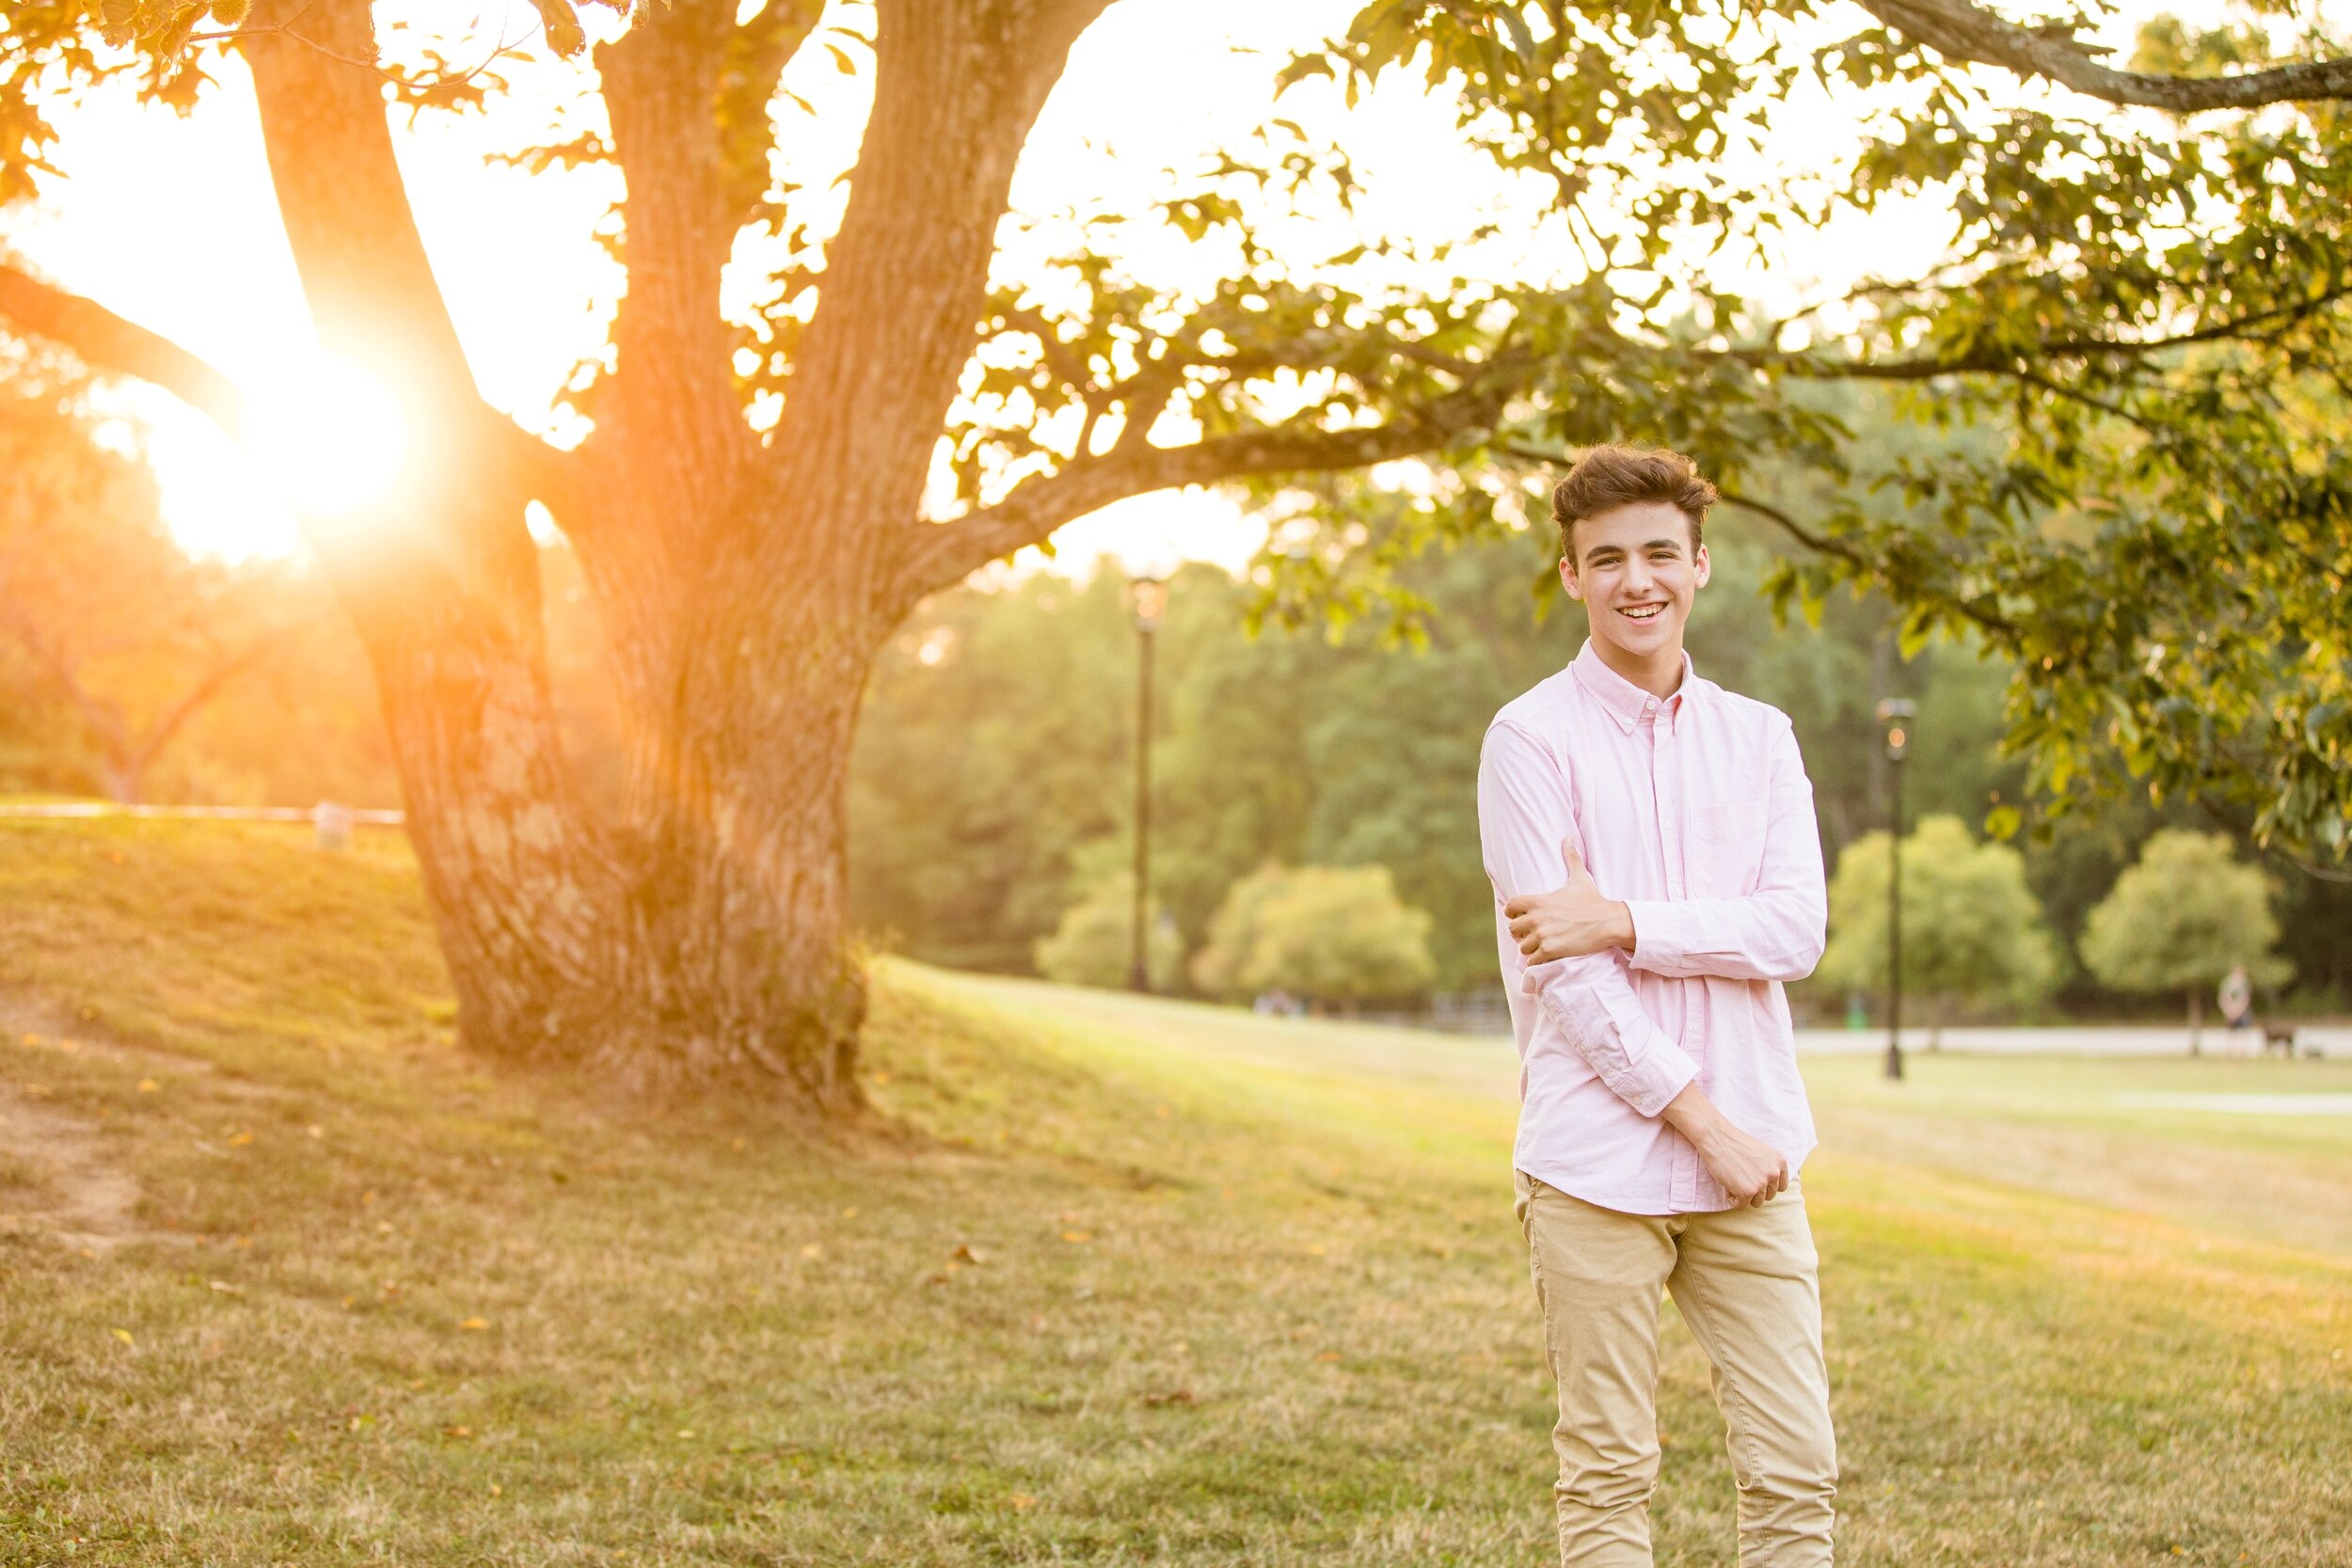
[590,0,760,517]
[895,387,1506,603]
[0,265,250,435]
[1858,0,2352,110]
[1711,489,2022,641]
[760,0,1114,560]
[1739,277,2352,383]
[122,626,294,788]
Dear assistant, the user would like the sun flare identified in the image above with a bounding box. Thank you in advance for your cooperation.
[245,356,410,517]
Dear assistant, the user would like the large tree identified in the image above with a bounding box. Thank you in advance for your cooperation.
[2,0,2347,1103]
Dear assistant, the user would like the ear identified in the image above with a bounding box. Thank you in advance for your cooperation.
[1691,542,1711,591]
[1558,554,1584,602]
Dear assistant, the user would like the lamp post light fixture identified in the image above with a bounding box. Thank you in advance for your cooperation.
[1875,697,1917,1083]
[1129,576,1169,993]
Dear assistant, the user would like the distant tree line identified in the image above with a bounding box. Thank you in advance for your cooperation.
[850,515,2352,1022]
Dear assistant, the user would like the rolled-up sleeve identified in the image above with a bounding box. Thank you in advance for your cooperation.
[1623,715,1828,983]
[1478,721,1699,1117]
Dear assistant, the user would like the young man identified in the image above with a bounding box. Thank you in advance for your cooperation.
[1477,445,1836,1567]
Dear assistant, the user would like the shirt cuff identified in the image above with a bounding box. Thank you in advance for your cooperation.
[1615,1037,1700,1118]
[1528,964,1700,1117]
[1623,899,1698,976]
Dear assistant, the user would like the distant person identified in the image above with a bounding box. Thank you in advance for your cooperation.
[1477,445,1836,1566]
[2218,964,2252,1037]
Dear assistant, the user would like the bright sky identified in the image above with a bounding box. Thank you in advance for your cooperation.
[0,0,2187,578]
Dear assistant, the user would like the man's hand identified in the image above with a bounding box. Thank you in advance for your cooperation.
[1661,1083,1790,1207]
[1505,839,1635,965]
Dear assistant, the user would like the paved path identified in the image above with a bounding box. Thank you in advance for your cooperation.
[1795,1024,2347,1058]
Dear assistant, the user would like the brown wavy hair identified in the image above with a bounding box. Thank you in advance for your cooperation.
[1550,444,1718,557]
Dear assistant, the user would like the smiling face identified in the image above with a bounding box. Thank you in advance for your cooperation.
[1561,500,1710,685]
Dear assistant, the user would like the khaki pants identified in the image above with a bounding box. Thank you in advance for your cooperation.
[1516,1171,1837,1567]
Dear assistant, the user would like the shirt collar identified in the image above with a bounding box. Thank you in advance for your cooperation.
[1571,638,1697,735]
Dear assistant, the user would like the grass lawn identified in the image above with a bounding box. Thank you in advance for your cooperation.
[1,818,2346,1565]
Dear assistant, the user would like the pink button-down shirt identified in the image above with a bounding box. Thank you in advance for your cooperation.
[1477,639,1828,1214]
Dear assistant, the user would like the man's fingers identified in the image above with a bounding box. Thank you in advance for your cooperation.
[1559,838,1584,879]
[1502,896,1532,918]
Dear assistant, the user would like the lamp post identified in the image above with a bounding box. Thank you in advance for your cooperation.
[1876,698,1916,1083]
[1129,576,1168,992]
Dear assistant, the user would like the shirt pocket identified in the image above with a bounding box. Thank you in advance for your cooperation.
[1688,801,1767,897]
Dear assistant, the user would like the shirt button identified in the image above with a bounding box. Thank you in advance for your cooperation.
[1644,699,1656,711]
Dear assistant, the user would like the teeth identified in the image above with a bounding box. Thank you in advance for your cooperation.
[1622,606,1662,620]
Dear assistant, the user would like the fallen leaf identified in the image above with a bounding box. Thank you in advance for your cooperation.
[1315,1352,1343,1364]
[924,1272,952,1287]
[306,1125,324,1139]
[459,1317,489,1331]
[1142,1388,1196,1407]
[1009,1493,1035,1512]
[228,1132,255,1148]
[136,1079,158,1093]
[207,1280,242,1295]
[951,1243,985,1265]
[799,1243,821,1259]
[489,1482,503,1497]
[111,1328,135,1347]
[1060,1230,1092,1244]
[443,1425,472,1438]
[675,1429,695,1439]
[840,1206,859,1219]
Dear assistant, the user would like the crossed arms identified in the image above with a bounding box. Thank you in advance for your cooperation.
[1475,718,1828,1204]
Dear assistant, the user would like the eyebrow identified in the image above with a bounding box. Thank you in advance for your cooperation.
[1581,536,1687,564]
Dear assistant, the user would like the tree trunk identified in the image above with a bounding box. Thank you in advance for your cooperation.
[2187,985,2203,1056]
[218,0,1114,1105]
[229,0,887,1103]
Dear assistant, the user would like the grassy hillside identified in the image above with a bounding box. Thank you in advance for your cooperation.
[2,818,2347,1566]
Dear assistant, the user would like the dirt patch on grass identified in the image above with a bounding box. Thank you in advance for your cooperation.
[0,990,222,1254]
[0,1082,139,1253]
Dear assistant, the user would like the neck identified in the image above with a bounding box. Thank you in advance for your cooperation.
[1587,627,1686,699]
